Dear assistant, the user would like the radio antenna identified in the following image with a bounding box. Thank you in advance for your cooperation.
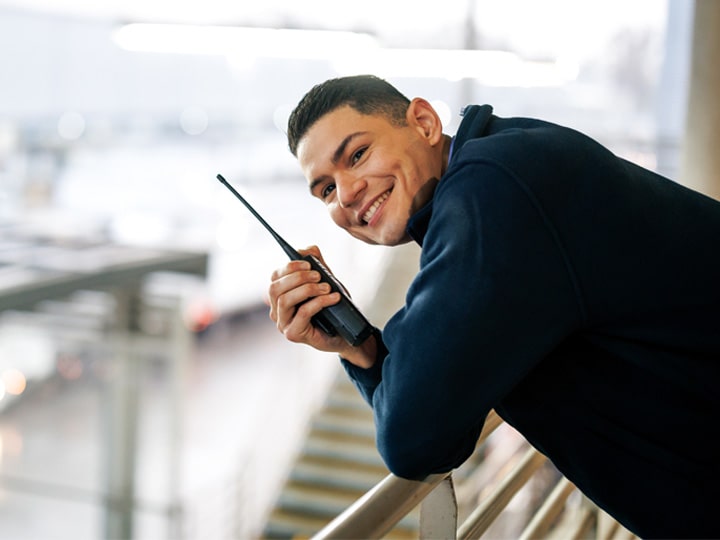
[216,174,301,260]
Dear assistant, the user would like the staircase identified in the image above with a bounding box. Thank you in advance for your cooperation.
[261,374,419,539]
[262,243,423,539]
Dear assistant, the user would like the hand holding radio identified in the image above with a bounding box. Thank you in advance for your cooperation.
[268,246,343,346]
[268,246,379,367]
[267,247,358,355]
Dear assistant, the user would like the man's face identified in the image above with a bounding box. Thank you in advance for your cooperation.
[296,101,444,246]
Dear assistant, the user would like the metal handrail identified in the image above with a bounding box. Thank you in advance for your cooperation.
[310,406,637,540]
[312,410,503,539]
[313,471,451,539]
[518,477,576,540]
[457,447,547,539]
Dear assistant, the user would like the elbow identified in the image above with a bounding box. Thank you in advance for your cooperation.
[381,446,440,480]
[377,428,459,480]
[376,417,481,480]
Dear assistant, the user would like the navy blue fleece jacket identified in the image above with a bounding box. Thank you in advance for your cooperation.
[342,105,720,539]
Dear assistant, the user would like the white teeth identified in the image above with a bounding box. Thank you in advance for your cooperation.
[363,191,390,223]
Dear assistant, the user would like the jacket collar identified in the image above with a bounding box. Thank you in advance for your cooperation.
[453,104,494,154]
[406,104,494,246]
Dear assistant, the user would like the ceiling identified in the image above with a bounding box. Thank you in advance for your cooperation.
[0,0,461,28]
[0,0,670,62]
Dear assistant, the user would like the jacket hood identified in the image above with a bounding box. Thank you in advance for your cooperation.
[452,104,494,161]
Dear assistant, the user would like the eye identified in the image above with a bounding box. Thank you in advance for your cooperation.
[351,147,367,165]
[321,183,336,199]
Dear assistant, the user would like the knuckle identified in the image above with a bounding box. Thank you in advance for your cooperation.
[277,295,292,311]
[283,328,302,344]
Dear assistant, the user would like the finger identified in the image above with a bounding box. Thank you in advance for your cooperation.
[274,282,333,328]
[298,245,321,258]
[282,293,343,344]
[268,265,320,311]
[298,245,332,271]
[268,269,324,318]
[270,259,311,281]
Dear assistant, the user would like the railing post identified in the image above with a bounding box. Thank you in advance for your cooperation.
[103,287,141,540]
[420,475,458,540]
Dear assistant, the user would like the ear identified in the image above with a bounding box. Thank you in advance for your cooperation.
[406,97,444,146]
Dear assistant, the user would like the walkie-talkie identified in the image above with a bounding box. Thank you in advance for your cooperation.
[216,174,374,346]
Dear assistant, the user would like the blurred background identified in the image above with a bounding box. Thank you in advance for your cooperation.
[0,0,697,538]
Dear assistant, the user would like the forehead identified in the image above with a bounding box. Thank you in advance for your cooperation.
[296,106,393,168]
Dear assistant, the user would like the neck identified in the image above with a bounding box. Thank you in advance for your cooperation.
[441,134,452,176]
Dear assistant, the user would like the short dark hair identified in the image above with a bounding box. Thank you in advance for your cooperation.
[287,75,411,156]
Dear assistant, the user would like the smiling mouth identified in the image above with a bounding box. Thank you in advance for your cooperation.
[362,190,391,224]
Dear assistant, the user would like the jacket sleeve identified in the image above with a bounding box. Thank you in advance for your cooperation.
[346,161,586,479]
[340,328,387,405]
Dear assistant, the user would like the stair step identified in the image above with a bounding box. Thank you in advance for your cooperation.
[261,375,419,540]
[310,413,376,443]
[275,485,362,518]
[313,408,375,429]
[262,509,332,539]
[264,504,419,540]
[325,382,370,403]
[330,376,361,394]
[301,436,385,467]
[279,483,421,525]
[289,461,387,493]
[281,478,375,501]
[322,397,373,418]
[297,454,389,480]
[308,427,376,445]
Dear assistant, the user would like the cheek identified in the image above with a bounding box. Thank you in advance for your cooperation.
[360,149,401,176]
[328,204,349,227]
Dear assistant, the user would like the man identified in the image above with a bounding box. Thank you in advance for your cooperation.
[267,75,720,538]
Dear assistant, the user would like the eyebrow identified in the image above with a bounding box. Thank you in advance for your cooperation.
[308,131,366,194]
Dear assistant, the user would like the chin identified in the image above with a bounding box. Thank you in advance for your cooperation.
[378,224,413,246]
[375,231,413,247]
[382,236,412,247]
[348,222,411,246]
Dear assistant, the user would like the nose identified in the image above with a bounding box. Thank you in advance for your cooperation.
[336,172,367,208]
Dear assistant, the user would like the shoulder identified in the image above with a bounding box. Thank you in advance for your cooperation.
[461,118,603,166]
[443,117,620,203]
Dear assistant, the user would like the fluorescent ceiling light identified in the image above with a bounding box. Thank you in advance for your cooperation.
[334,48,579,87]
[113,23,578,87]
[113,23,378,60]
